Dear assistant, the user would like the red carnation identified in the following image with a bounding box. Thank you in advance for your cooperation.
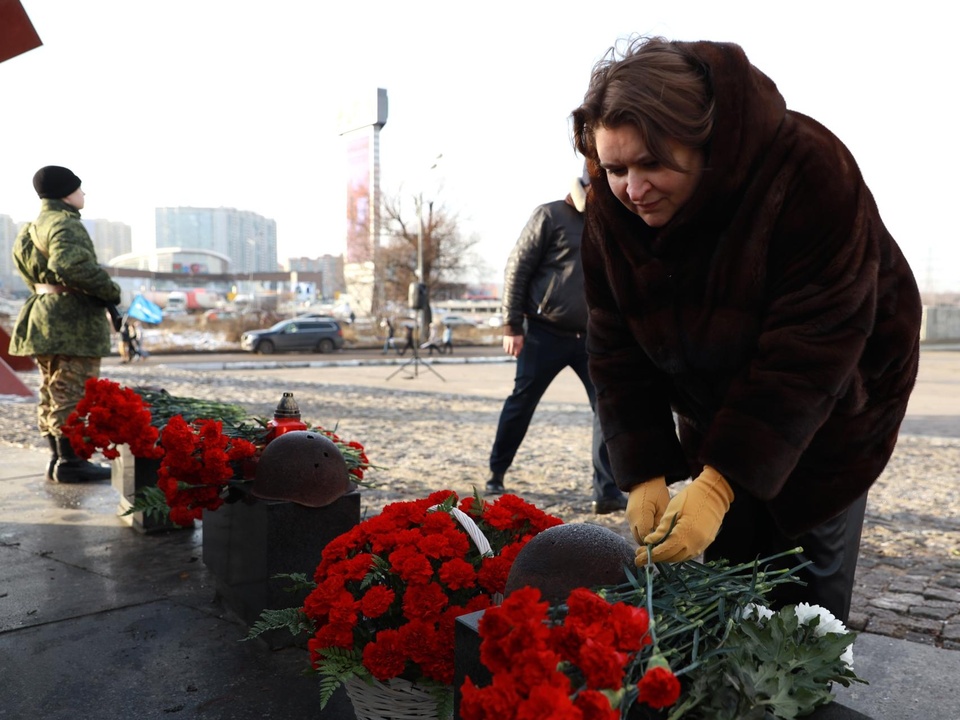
[438,557,477,590]
[403,582,449,623]
[574,689,618,720]
[637,665,681,709]
[362,629,407,681]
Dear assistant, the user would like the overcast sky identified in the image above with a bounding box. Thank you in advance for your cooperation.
[4,1,957,291]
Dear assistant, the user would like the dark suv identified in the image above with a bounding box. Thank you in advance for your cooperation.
[240,318,344,354]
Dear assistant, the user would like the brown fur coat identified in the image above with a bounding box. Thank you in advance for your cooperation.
[582,41,922,537]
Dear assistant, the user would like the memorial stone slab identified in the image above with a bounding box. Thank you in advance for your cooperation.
[202,486,361,647]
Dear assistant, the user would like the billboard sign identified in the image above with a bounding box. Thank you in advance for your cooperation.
[345,131,372,264]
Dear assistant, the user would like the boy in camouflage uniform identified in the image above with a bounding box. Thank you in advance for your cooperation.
[8,166,122,483]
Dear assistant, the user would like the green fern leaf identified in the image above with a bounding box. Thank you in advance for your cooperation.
[243,607,314,641]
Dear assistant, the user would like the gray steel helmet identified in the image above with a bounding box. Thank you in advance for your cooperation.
[251,430,351,507]
[504,523,634,605]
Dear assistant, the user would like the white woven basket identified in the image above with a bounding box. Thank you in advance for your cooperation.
[344,676,453,720]
[434,505,494,557]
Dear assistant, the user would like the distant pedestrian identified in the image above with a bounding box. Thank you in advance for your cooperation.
[420,320,443,356]
[8,165,120,483]
[119,318,146,363]
[441,324,453,354]
[380,318,395,354]
[398,323,415,356]
[118,317,133,363]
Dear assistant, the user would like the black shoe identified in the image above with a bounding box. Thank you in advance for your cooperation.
[485,472,506,495]
[592,495,628,515]
[55,459,112,483]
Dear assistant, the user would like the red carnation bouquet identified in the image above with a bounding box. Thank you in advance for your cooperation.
[247,490,563,715]
[62,377,164,460]
[461,548,864,720]
[459,586,678,720]
[152,415,258,526]
[61,378,374,525]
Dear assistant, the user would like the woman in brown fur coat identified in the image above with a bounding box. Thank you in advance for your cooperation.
[572,37,921,620]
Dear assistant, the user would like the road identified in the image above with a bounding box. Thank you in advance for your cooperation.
[102,343,507,369]
[100,344,959,438]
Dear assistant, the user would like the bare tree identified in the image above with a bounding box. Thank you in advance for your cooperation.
[379,192,478,306]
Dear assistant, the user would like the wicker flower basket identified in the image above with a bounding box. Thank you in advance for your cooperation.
[341,506,483,720]
[344,676,453,720]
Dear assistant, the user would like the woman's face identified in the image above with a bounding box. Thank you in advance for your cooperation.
[595,124,704,227]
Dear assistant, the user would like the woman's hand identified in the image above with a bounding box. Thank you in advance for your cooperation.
[626,477,670,545]
[637,466,734,566]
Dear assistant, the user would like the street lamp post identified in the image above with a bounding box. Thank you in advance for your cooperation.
[387,155,444,382]
[416,192,429,334]
[417,191,424,287]
[416,155,441,336]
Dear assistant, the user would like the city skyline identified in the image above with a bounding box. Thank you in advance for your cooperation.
[2,1,957,291]
[155,206,277,274]
[1,205,306,294]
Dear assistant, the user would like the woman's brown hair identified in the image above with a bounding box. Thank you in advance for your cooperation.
[572,36,714,172]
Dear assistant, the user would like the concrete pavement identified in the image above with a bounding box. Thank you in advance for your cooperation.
[2,349,959,718]
[0,441,354,719]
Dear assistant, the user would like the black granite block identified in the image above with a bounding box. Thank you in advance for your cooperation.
[202,487,361,646]
[454,610,489,720]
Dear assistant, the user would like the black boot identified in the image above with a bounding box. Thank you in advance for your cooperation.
[485,471,506,495]
[54,435,112,483]
[44,434,58,482]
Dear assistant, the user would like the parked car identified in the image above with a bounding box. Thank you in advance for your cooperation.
[240,318,344,354]
[438,313,477,327]
[294,313,339,321]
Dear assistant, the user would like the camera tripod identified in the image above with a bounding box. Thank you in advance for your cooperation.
[385,324,446,382]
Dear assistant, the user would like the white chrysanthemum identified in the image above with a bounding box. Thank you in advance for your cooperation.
[795,603,847,634]
[840,645,854,669]
[739,603,775,622]
[793,603,854,669]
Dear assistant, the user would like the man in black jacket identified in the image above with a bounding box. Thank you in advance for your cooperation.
[485,174,626,514]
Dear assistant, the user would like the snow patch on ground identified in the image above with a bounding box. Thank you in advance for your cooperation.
[133,328,240,353]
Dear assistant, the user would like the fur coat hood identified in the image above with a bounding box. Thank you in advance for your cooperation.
[582,41,921,536]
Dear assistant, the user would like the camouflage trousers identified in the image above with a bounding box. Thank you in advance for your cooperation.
[33,355,101,438]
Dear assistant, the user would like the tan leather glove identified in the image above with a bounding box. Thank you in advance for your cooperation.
[637,466,734,566]
[626,477,670,545]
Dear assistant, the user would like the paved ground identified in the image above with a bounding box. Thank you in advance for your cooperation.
[2,346,959,718]
[130,346,960,651]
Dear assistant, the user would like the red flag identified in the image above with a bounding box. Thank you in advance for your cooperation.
[0,0,42,65]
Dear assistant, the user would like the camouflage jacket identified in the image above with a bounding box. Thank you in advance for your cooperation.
[9,199,121,357]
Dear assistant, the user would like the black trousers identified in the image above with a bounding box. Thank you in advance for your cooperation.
[704,490,868,622]
[488,321,620,501]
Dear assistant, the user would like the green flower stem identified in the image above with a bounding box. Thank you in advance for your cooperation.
[643,547,659,649]
[600,549,810,682]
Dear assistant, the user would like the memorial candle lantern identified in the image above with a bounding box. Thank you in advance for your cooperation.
[264,391,308,443]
